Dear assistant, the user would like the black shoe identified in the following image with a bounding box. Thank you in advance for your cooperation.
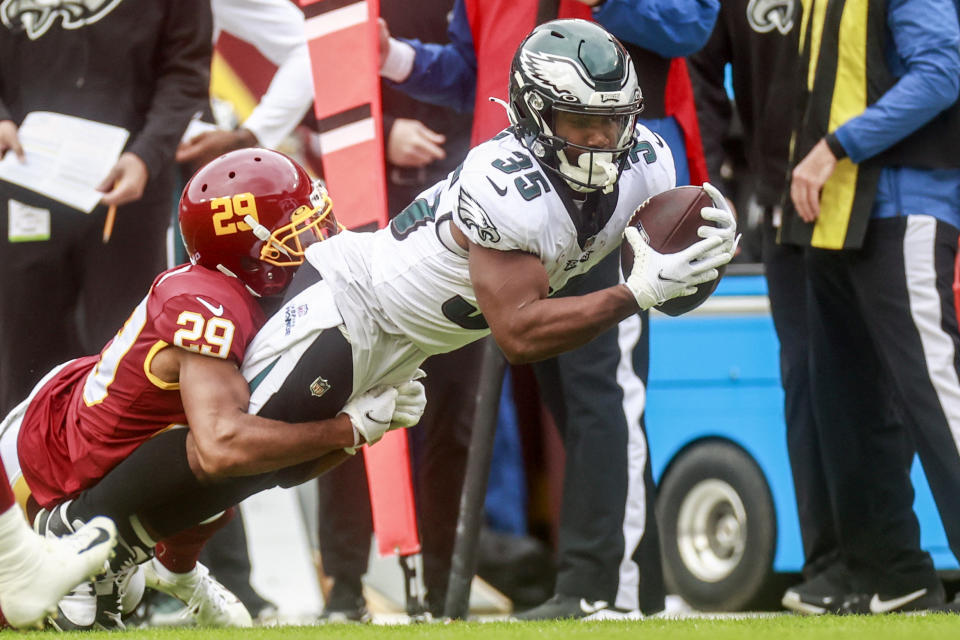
[46,567,131,631]
[782,563,850,615]
[840,583,944,615]
[34,500,80,537]
[319,581,371,624]
[929,594,960,613]
[513,594,640,621]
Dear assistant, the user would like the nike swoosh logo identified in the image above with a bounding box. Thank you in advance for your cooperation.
[657,270,686,284]
[579,599,609,614]
[869,588,927,613]
[78,526,112,554]
[486,177,508,197]
[364,410,391,426]
[196,296,224,316]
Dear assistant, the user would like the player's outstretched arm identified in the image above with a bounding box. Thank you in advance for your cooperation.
[469,243,639,364]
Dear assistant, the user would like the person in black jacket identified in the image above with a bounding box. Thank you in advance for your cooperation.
[0,0,213,416]
[688,0,845,609]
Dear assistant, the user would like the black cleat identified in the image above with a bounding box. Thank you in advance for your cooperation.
[512,594,641,621]
[782,564,851,615]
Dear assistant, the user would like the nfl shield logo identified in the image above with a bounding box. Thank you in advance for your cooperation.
[309,376,331,398]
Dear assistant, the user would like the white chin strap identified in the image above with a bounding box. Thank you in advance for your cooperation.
[558,150,619,194]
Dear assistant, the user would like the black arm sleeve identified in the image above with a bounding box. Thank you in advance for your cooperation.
[126,0,213,179]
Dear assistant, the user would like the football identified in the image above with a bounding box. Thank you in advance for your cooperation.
[623,185,729,317]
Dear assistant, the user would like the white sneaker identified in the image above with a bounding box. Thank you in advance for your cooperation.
[143,559,252,627]
[0,515,117,629]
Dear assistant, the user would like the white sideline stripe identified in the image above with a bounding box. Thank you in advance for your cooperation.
[903,215,960,457]
[615,308,648,611]
[318,118,376,155]
[304,2,368,40]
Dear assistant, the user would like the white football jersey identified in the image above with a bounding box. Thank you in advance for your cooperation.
[307,125,675,363]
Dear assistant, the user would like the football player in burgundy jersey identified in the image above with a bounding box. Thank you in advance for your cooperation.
[0,149,425,629]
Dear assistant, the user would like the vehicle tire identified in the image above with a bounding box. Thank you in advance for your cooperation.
[657,440,776,611]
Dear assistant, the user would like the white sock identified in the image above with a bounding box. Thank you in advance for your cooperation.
[0,505,38,585]
[152,557,196,582]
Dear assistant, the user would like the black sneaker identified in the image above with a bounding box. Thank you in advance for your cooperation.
[318,581,371,624]
[840,583,944,615]
[513,594,641,621]
[929,594,960,613]
[782,564,851,615]
[34,500,79,537]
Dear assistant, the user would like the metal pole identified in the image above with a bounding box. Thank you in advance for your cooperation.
[443,336,507,620]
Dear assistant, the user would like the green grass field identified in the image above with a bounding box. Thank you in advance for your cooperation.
[12,616,960,640]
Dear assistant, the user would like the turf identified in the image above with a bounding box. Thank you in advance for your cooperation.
[13,615,960,640]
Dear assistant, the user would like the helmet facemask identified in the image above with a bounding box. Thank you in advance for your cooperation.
[549,103,639,193]
[254,184,340,267]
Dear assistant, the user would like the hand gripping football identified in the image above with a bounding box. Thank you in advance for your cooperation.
[623,186,730,316]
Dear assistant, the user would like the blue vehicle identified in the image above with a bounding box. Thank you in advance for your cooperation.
[645,266,955,610]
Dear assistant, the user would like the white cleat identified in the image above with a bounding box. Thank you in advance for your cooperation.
[143,558,252,627]
[0,515,117,629]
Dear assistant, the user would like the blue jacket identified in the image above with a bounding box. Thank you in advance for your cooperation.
[832,0,960,225]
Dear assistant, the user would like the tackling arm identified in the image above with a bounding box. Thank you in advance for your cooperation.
[177,350,356,480]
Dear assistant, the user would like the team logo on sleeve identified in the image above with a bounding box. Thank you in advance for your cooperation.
[747,0,795,35]
[457,189,501,244]
[1,0,123,40]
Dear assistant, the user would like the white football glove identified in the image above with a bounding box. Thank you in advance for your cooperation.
[623,226,728,310]
[340,386,399,454]
[699,182,741,260]
[391,378,427,430]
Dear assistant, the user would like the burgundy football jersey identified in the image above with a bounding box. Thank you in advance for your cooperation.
[18,264,264,507]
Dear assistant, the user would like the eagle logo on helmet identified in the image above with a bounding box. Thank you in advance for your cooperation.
[519,50,597,102]
[1,0,122,40]
[457,189,501,244]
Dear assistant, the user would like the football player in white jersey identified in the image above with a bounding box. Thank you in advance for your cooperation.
[240,18,736,408]
[33,19,737,589]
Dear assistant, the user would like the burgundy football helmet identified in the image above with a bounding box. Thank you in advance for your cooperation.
[179,148,338,297]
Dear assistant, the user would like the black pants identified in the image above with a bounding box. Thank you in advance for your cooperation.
[532,250,664,614]
[806,215,960,593]
[315,338,484,611]
[761,212,838,577]
[0,178,172,415]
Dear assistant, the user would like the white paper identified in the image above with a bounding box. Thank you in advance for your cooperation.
[0,111,129,213]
